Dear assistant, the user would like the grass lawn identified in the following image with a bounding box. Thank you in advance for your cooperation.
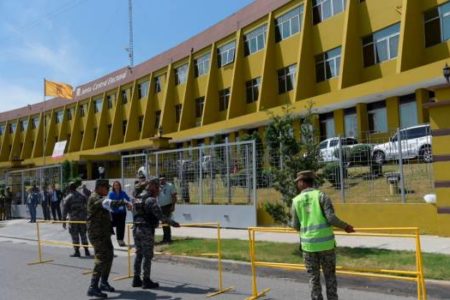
[155,237,450,281]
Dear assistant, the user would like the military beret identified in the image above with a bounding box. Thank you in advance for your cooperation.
[294,170,316,182]
[68,181,77,188]
[95,179,111,189]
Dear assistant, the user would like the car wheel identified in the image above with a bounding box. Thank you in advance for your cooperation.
[373,151,385,165]
[420,146,433,163]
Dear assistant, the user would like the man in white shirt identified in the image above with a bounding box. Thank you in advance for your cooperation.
[157,174,177,244]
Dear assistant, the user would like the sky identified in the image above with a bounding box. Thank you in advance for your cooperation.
[0,0,254,112]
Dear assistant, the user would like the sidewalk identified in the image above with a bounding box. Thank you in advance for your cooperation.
[1,219,450,255]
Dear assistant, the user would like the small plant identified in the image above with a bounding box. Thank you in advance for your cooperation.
[322,162,347,188]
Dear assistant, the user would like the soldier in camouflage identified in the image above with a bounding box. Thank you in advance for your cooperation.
[132,176,180,289]
[62,181,91,257]
[86,179,132,298]
[291,171,355,300]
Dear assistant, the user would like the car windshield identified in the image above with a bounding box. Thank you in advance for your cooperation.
[319,141,328,149]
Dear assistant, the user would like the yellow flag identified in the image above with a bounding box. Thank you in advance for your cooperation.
[44,79,73,99]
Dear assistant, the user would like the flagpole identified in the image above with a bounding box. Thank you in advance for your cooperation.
[43,78,46,170]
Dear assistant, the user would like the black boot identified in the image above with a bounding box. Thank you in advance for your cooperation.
[87,277,107,298]
[132,275,142,287]
[142,277,159,289]
[99,282,115,292]
[70,247,81,257]
[84,247,91,257]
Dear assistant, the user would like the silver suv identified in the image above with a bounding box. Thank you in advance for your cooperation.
[372,124,432,164]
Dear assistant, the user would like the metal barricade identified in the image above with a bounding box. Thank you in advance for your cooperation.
[246,227,426,300]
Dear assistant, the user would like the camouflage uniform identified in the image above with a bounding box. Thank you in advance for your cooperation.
[87,191,128,284]
[62,190,89,255]
[291,188,349,300]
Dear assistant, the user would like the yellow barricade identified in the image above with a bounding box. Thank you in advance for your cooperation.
[27,220,94,275]
[246,227,426,300]
[113,222,233,298]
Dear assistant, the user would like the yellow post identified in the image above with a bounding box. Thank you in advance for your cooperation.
[416,228,427,300]
[249,229,257,297]
[127,224,132,278]
[27,221,53,265]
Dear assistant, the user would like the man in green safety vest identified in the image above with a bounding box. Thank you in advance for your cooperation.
[291,170,355,300]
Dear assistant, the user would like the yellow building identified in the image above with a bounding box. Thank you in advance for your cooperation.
[2,0,450,234]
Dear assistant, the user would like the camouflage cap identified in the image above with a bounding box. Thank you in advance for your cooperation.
[68,181,77,188]
[95,179,111,189]
[294,170,316,182]
[146,176,160,185]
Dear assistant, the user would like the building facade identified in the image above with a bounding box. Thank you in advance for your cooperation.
[2,0,450,233]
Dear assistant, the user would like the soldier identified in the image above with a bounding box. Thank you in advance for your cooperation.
[62,181,91,257]
[132,176,180,289]
[86,179,132,298]
[4,187,12,220]
[291,170,355,300]
[0,188,5,220]
[157,174,177,244]
[133,173,147,199]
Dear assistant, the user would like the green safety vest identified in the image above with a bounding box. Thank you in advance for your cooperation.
[293,190,335,252]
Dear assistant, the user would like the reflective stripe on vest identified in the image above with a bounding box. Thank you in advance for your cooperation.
[293,190,335,252]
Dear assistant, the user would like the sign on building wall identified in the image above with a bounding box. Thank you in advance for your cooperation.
[52,140,67,158]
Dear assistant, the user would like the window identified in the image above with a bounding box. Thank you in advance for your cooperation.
[138,81,149,98]
[219,88,230,111]
[194,53,210,77]
[66,108,73,120]
[217,41,236,67]
[21,120,28,131]
[107,95,114,109]
[79,105,86,117]
[319,140,328,149]
[244,25,267,56]
[195,97,205,118]
[94,99,102,113]
[344,107,357,137]
[121,89,129,104]
[154,76,162,93]
[399,94,418,129]
[275,6,303,42]
[363,23,400,67]
[368,101,387,133]
[154,111,161,129]
[10,123,16,134]
[313,0,346,24]
[319,113,335,140]
[32,117,39,129]
[55,111,64,124]
[316,47,341,82]
[342,137,358,146]
[278,64,296,94]
[138,116,144,132]
[107,124,112,137]
[246,78,261,103]
[406,126,429,139]
[175,64,188,85]
[122,120,127,135]
[424,2,450,47]
[175,104,182,123]
[0,124,5,135]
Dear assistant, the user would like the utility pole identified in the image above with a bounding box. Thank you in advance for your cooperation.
[127,0,134,68]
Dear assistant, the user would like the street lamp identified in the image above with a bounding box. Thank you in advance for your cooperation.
[443,63,450,83]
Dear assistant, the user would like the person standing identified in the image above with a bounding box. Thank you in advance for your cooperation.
[291,170,355,300]
[157,174,177,244]
[40,185,51,221]
[108,181,131,247]
[62,181,91,257]
[50,184,63,221]
[27,185,41,223]
[132,177,180,289]
[0,189,5,220]
[86,179,132,298]
[4,187,12,220]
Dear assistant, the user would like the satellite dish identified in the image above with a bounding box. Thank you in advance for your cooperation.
[423,194,436,204]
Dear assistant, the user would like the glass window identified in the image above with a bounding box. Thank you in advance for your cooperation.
[0,124,4,135]
[217,41,236,67]
[320,113,335,140]
[154,76,162,93]
[344,108,357,137]
[219,88,230,112]
[138,80,149,98]
[195,97,205,118]
[362,23,400,67]
[275,6,303,42]
[399,94,418,129]
[21,120,28,131]
[278,64,297,94]
[425,2,450,47]
[175,104,182,123]
[368,101,387,133]
[313,0,346,24]
[94,99,102,113]
[175,64,188,85]
[154,111,161,129]
[244,25,267,56]
[246,77,261,103]
[10,123,16,134]
[66,108,73,120]
[406,127,428,139]
[122,120,127,135]
[107,95,114,109]
[194,53,210,77]
[138,116,144,132]
[319,140,328,149]
[121,89,128,104]
[55,111,64,123]
[32,117,39,129]
[316,47,341,82]
[329,139,338,147]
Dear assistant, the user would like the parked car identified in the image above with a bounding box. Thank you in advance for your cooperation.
[371,124,432,164]
[319,137,359,162]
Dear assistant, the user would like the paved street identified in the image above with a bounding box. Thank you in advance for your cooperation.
[0,238,444,300]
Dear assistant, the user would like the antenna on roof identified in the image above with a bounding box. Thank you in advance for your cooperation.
[126,0,134,69]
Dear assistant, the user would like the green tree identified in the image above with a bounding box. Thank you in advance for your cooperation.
[264,102,322,224]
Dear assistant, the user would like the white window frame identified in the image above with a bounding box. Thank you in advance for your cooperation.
[138,81,149,98]
[316,47,341,81]
[195,53,210,77]
[363,24,400,66]
[246,77,261,103]
[424,4,450,46]
[94,100,102,113]
[219,88,230,112]
[217,41,236,67]
[244,25,267,56]
[55,111,64,123]
[278,64,297,94]
[313,0,346,23]
[175,64,188,85]
[195,97,205,118]
[275,6,303,41]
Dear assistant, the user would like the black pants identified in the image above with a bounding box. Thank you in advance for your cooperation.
[160,205,173,242]
[111,213,126,241]
[51,201,62,221]
[41,203,51,220]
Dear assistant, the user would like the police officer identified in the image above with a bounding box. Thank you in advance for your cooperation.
[132,176,180,289]
[86,179,132,298]
[291,170,355,300]
[62,181,91,257]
